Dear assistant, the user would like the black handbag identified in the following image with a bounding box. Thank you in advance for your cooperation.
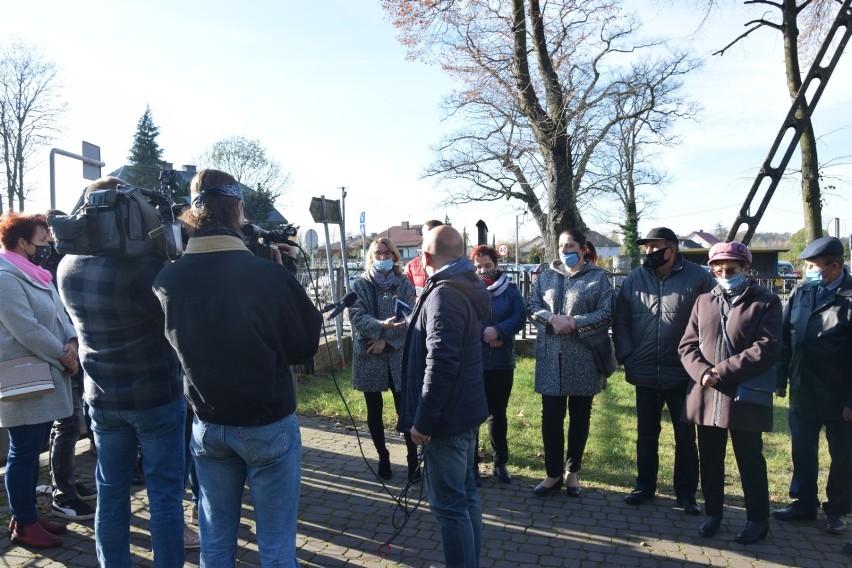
[719,301,775,407]
[552,269,617,378]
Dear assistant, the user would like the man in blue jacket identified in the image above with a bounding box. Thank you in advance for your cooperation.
[613,227,714,514]
[773,236,852,538]
[401,225,490,568]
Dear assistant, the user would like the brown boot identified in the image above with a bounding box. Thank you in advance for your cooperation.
[10,520,63,549]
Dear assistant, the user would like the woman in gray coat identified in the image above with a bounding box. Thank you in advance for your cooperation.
[528,229,613,497]
[348,237,417,480]
[0,212,78,549]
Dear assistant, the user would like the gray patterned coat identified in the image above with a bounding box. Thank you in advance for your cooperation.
[348,272,415,393]
[0,256,75,428]
[527,261,614,396]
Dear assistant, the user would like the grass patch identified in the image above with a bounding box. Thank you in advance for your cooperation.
[296,357,829,506]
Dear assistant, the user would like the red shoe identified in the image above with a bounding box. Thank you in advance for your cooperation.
[10,520,63,549]
[38,517,68,535]
[9,517,68,535]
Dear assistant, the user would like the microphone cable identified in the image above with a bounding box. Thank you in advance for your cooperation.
[294,245,429,558]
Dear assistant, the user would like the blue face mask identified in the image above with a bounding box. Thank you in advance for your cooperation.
[804,265,828,286]
[561,252,580,268]
[716,272,745,292]
[374,259,394,273]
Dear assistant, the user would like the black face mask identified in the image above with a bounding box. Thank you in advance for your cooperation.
[642,247,670,270]
[28,243,53,267]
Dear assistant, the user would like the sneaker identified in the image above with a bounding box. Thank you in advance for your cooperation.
[52,497,96,521]
[184,525,201,550]
[75,482,97,502]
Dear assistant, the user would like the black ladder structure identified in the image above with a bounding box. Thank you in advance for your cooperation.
[726,0,852,245]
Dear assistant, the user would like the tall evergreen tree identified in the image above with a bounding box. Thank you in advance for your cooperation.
[127,105,163,189]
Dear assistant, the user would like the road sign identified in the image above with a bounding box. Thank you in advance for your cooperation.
[82,141,101,180]
[304,229,319,251]
[497,243,509,257]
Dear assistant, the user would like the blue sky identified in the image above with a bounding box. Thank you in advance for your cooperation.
[2,0,850,247]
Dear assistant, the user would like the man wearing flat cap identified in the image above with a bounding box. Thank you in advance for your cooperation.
[613,227,714,514]
[773,236,852,539]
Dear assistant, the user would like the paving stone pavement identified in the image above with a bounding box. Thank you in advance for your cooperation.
[1,415,849,567]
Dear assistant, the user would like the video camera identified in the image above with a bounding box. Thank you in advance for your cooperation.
[47,171,185,260]
[240,220,299,260]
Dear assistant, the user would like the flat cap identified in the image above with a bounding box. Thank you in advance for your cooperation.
[798,236,844,259]
[636,227,678,245]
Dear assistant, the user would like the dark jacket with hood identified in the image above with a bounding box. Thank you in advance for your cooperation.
[678,280,782,432]
[778,266,852,419]
[613,254,714,390]
[400,257,490,438]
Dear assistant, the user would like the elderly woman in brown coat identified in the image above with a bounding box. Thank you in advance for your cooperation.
[678,241,782,545]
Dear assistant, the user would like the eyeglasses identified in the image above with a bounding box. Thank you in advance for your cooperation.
[373,250,394,259]
[417,249,432,258]
[711,266,740,276]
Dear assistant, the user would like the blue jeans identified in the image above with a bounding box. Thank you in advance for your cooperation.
[89,397,186,568]
[5,421,52,524]
[191,412,302,567]
[423,429,482,568]
[50,378,85,502]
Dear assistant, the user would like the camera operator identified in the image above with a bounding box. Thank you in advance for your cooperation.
[57,177,188,566]
[153,168,321,565]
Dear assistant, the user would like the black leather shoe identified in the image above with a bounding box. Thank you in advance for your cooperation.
[565,484,582,498]
[624,489,655,505]
[734,520,769,544]
[677,497,702,516]
[533,478,563,496]
[492,464,512,484]
[699,515,722,537]
[771,502,817,522]
[826,514,848,535]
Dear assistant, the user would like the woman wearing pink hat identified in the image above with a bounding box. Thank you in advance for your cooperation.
[678,241,782,544]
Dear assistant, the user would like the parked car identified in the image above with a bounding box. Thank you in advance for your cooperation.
[776,261,801,278]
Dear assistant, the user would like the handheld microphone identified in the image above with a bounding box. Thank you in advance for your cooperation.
[326,291,358,319]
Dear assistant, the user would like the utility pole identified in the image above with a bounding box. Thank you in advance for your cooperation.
[339,186,350,292]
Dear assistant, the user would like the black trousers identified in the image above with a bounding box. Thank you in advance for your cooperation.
[634,386,699,499]
[363,373,417,466]
[479,368,514,466]
[698,425,769,521]
[541,395,593,478]
[788,409,852,515]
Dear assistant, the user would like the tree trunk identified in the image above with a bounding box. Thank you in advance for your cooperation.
[782,0,821,242]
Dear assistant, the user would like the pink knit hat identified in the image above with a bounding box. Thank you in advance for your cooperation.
[708,241,752,265]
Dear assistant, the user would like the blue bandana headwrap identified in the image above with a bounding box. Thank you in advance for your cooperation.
[191,183,243,208]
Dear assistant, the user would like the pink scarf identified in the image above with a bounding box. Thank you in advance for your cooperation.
[0,250,53,287]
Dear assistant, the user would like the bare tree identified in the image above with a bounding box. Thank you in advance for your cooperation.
[0,40,65,212]
[197,136,292,226]
[712,0,841,241]
[384,0,699,258]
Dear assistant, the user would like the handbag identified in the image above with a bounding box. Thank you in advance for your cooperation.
[578,333,618,378]
[718,302,775,407]
[553,269,617,378]
[0,356,55,401]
